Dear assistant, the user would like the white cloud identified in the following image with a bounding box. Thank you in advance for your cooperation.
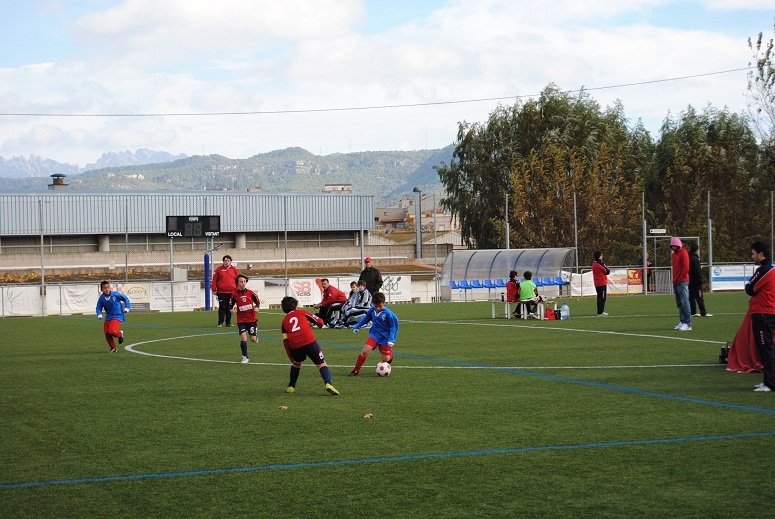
[0,0,770,164]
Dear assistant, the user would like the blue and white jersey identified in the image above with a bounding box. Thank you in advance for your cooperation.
[96,291,131,321]
[354,305,398,345]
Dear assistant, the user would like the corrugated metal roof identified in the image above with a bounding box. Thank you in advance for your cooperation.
[0,192,374,235]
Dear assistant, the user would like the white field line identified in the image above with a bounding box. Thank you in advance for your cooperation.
[124,334,723,370]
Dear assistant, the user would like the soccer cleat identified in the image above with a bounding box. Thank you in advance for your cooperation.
[348,370,359,376]
[109,347,117,353]
[241,356,249,364]
[673,323,682,330]
[692,313,701,317]
[702,313,713,317]
[118,331,124,344]
[598,312,609,316]
[753,385,772,392]
[755,382,765,389]
[226,323,234,327]
[325,383,340,396]
[286,386,295,394]
[677,323,691,331]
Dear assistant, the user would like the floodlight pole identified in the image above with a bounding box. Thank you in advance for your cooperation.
[434,194,439,302]
[505,193,510,249]
[413,187,422,259]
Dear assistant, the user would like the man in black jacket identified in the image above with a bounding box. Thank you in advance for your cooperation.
[689,244,712,317]
[358,257,383,295]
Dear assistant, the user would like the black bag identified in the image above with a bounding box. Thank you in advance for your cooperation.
[718,343,729,364]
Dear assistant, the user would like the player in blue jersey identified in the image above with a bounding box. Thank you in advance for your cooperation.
[96,280,131,352]
[349,292,399,376]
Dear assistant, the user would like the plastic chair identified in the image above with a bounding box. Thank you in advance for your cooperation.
[482,279,496,299]
[554,276,569,295]
[457,279,473,300]
[533,278,543,287]
[470,280,483,289]
[541,277,555,286]
[495,278,507,288]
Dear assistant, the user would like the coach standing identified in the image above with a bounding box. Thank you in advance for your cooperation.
[211,254,239,327]
[746,241,775,392]
[592,250,610,316]
[358,256,383,295]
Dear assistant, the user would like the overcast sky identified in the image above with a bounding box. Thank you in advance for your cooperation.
[0,0,771,166]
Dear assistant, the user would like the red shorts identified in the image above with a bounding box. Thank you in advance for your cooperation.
[365,336,393,356]
[103,319,121,336]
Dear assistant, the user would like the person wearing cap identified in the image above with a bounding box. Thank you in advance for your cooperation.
[358,257,383,295]
[670,237,692,331]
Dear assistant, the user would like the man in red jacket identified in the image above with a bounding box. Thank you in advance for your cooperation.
[670,237,691,331]
[314,278,348,327]
[211,255,239,327]
[746,241,775,392]
[592,250,610,316]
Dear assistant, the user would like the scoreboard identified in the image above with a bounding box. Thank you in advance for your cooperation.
[166,216,221,238]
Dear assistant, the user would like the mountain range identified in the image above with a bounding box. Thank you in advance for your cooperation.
[0,146,453,204]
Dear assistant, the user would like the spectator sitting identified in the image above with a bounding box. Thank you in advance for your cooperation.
[505,270,522,318]
[519,271,540,318]
[343,280,373,328]
[314,278,348,326]
[331,281,359,328]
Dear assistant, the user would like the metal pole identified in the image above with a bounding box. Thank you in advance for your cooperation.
[169,237,175,313]
[39,198,45,316]
[642,192,648,295]
[360,195,365,266]
[413,187,422,259]
[434,194,439,302]
[505,193,510,249]
[573,192,579,274]
[707,191,713,292]
[284,195,289,296]
[124,197,129,284]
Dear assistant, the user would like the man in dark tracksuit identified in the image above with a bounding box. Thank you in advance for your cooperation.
[689,244,711,317]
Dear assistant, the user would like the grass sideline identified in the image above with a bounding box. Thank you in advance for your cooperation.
[1,292,774,518]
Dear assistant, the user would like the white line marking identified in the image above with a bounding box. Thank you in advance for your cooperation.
[400,319,727,345]
[124,334,723,370]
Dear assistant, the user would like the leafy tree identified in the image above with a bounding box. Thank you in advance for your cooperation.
[436,85,646,264]
[649,106,760,262]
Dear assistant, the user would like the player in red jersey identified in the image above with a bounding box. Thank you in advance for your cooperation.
[280,296,340,395]
[229,274,260,364]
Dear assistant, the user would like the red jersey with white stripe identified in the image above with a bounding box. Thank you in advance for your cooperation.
[229,289,260,324]
[281,309,324,349]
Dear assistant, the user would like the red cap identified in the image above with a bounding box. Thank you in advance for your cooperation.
[365,257,372,263]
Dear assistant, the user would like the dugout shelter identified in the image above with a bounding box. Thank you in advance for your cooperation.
[440,248,576,301]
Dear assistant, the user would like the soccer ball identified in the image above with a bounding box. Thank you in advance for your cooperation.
[375,361,392,377]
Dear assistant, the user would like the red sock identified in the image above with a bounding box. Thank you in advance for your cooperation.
[105,334,116,348]
[354,353,368,373]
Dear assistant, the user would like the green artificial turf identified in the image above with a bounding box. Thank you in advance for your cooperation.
[1,292,773,518]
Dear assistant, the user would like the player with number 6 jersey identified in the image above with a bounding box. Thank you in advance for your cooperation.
[280,296,340,396]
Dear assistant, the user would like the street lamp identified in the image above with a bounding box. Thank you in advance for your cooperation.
[413,187,422,259]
